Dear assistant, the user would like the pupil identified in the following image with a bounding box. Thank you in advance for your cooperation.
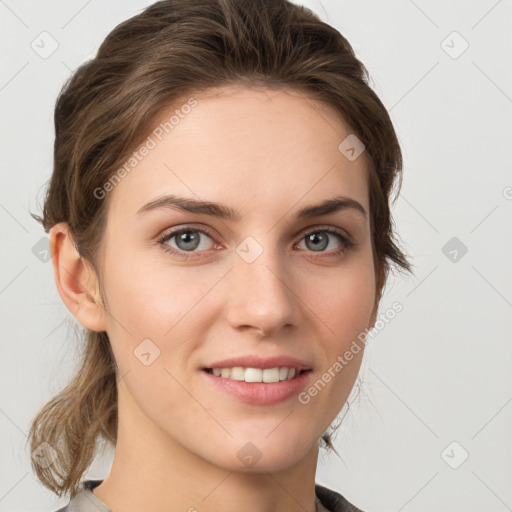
[178,231,199,250]
[307,233,327,251]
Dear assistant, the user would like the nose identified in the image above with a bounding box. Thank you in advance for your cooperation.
[225,242,299,337]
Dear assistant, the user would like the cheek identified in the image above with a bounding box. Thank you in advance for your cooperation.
[301,264,375,416]
[103,255,205,334]
[101,256,221,378]
[307,259,377,345]
[100,261,197,418]
[289,264,375,437]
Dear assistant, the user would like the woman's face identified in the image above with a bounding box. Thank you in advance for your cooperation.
[96,85,379,472]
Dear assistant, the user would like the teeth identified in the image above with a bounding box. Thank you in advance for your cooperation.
[211,366,299,382]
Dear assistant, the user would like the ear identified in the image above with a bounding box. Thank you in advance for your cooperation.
[49,222,107,332]
[369,260,386,329]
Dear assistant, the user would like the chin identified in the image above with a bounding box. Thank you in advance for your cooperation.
[205,433,315,473]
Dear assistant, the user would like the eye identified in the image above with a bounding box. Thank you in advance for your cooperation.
[157,224,354,260]
[157,226,217,260]
[295,226,354,257]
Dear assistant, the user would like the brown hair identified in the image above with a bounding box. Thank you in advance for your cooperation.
[28,0,413,498]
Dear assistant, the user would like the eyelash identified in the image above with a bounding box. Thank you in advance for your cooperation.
[157,225,355,260]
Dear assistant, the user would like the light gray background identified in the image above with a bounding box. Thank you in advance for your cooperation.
[1,1,511,511]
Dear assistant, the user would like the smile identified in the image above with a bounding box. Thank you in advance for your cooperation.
[201,368,313,405]
[205,366,304,382]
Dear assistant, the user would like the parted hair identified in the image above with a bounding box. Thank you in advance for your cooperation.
[28,0,412,498]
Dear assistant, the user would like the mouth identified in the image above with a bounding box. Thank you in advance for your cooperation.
[201,367,313,405]
[202,367,312,383]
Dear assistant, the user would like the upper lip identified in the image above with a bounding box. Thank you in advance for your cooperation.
[203,355,312,371]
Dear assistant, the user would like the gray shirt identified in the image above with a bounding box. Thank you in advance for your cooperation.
[54,479,364,511]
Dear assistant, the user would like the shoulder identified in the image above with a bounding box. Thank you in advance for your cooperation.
[52,479,109,512]
[315,482,365,512]
[55,480,362,512]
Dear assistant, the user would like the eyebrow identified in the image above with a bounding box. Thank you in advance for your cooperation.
[136,194,367,221]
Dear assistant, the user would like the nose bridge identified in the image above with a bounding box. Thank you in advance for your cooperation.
[226,233,297,333]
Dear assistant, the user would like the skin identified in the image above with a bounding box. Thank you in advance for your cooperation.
[50,84,383,512]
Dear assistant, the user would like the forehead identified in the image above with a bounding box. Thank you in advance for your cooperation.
[106,84,370,224]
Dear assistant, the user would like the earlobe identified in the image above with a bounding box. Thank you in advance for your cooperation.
[49,222,107,332]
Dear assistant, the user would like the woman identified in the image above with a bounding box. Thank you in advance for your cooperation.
[28,1,412,511]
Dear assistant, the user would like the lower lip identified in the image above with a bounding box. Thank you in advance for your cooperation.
[201,369,312,405]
